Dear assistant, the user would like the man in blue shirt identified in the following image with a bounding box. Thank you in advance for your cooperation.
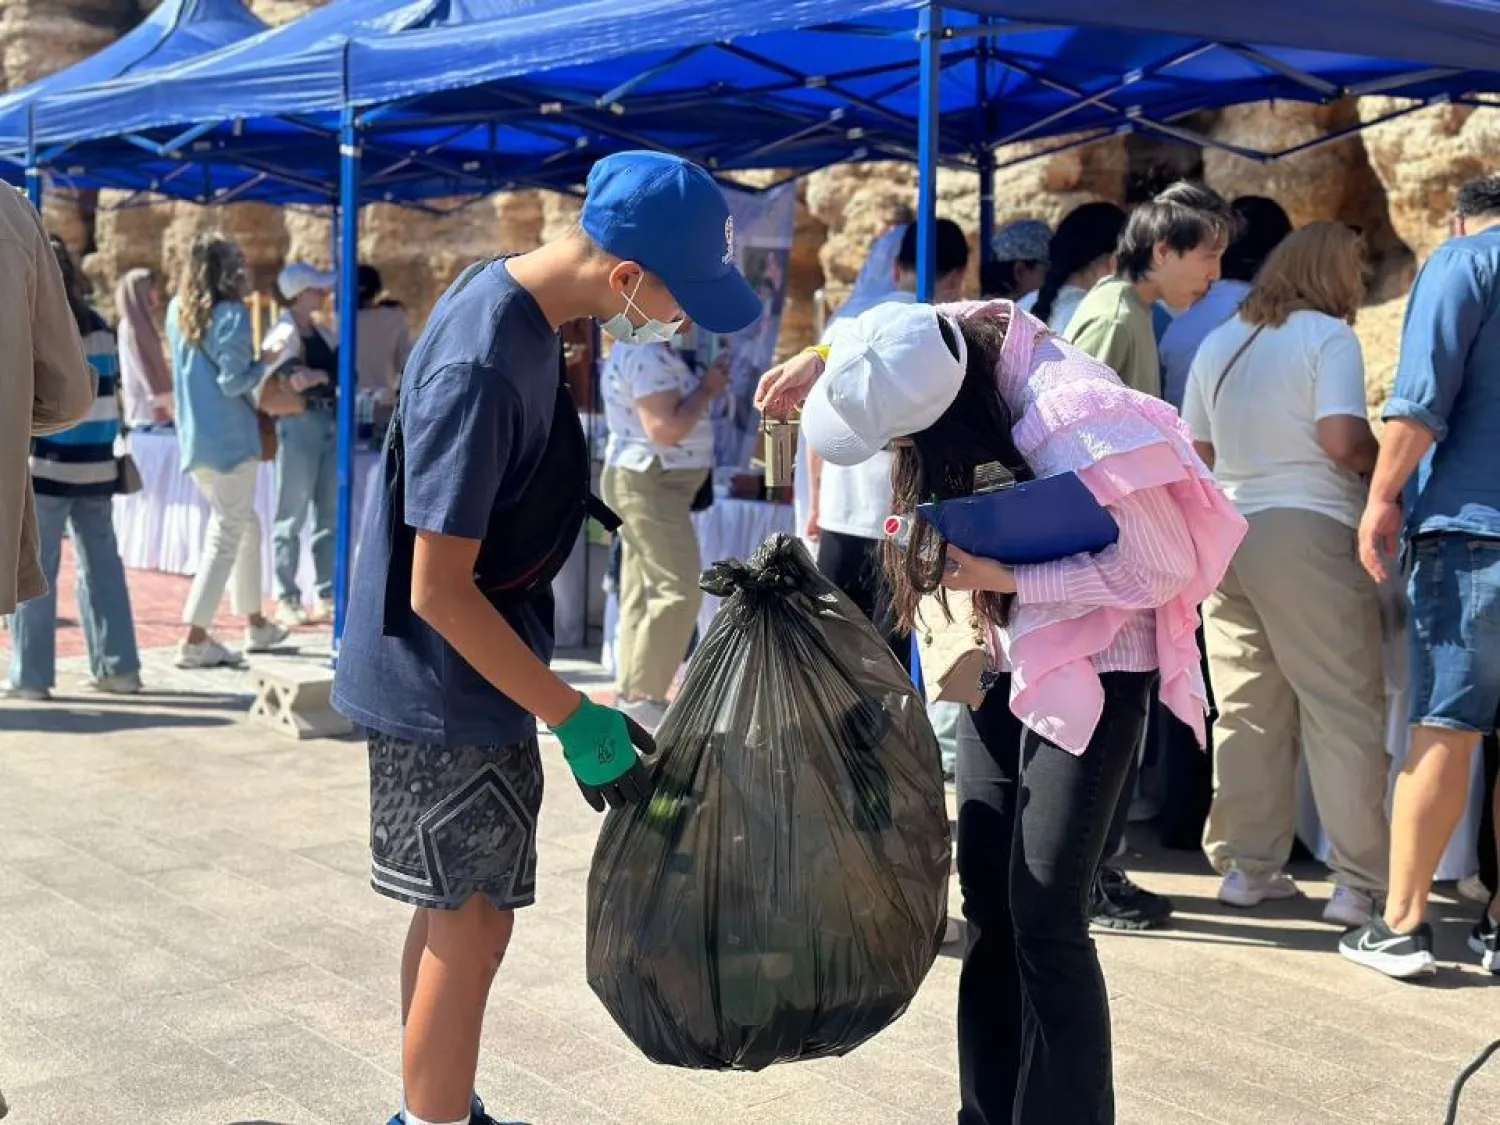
[1342,176,1500,981]
[333,152,759,1125]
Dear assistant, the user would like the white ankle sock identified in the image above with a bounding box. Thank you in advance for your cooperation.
[403,1113,467,1125]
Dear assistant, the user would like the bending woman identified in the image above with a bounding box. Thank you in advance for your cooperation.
[757,300,1245,1124]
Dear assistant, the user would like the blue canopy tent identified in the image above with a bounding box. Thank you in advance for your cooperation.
[0,0,266,206]
[30,0,1500,205]
[25,1,595,208]
[28,0,1500,646]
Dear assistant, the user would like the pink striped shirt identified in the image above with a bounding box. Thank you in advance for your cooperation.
[941,299,1248,754]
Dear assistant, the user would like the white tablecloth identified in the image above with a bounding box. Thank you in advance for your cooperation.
[602,498,795,678]
[114,429,379,607]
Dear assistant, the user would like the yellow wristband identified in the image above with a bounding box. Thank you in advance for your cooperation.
[801,345,831,363]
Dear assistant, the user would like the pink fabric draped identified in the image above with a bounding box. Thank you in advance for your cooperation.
[939,299,1248,754]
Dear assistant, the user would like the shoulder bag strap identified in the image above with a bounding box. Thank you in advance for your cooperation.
[1208,323,1266,410]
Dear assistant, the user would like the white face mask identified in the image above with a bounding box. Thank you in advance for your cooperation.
[600,274,684,345]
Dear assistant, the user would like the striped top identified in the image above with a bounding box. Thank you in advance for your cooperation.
[940,298,1247,755]
[30,313,120,498]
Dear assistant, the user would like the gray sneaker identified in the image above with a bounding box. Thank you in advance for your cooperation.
[245,621,291,653]
[275,599,309,628]
[87,672,143,695]
[176,637,240,669]
[2,685,50,701]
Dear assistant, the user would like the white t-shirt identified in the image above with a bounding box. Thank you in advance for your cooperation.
[1019,285,1086,334]
[1182,311,1369,529]
[813,291,918,539]
[602,343,716,472]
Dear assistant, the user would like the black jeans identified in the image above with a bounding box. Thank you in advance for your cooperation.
[957,672,1155,1125]
[816,529,909,661]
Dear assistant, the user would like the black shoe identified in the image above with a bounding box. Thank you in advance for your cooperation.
[1469,908,1500,974]
[1090,866,1174,931]
[1339,917,1437,980]
[384,1094,494,1125]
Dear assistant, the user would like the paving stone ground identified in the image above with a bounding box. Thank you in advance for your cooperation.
[2,619,1498,1125]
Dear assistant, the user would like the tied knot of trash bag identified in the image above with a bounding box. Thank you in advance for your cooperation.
[700,534,818,601]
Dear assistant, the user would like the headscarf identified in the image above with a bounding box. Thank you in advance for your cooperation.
[114,269,171,396]
[830,225,906,325]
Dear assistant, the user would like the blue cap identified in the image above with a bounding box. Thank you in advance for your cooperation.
[580,151,761,335]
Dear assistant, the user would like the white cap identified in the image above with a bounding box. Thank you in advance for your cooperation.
[277,262,335,301]
[801,302,967,467]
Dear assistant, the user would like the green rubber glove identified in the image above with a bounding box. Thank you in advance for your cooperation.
[554,696,656,811]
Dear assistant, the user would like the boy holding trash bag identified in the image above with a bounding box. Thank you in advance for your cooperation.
[333,151,761,1125]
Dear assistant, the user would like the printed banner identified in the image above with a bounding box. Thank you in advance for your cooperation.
[690,181,797,470]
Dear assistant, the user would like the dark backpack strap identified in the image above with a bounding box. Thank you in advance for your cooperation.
[381,257,500,638]
[588,493,622,534]
[553,324,621,536]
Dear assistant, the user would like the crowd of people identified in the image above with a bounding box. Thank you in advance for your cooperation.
[5,150,1500,1125]
[3,225,413,691]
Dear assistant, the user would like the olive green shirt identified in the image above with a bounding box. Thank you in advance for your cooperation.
[1063,277,1163,400]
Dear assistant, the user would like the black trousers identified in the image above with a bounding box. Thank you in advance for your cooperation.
[816,529,909,662]
[957,672,1155,1125]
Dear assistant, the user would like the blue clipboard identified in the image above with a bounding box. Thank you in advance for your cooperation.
[916,472,1119,565]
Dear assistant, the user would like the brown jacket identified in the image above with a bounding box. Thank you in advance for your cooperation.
[1,187,95,615]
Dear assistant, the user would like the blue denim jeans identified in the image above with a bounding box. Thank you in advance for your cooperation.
[273,407,337,603]
[9,493,141,690]
[1408,534,1500,733]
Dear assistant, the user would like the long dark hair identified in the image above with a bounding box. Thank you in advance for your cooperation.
[882,311,1035,635]
[1031,202,1126,324]
[48,234,96,336]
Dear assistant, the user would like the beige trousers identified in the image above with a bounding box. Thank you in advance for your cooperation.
[1202,507,1390,892]
[603,462,708,702]
[182,461,263,629]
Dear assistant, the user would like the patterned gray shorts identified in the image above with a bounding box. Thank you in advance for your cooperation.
[367,732,544,911]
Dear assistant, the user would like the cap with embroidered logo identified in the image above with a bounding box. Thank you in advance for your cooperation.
[580,151,761,334]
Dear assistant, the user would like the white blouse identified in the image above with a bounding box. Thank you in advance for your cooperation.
[602,342,716,472]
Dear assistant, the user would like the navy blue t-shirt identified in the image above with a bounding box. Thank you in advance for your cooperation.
[333,260,560,746]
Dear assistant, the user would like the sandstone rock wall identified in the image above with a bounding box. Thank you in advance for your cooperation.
[7,0,1499,400]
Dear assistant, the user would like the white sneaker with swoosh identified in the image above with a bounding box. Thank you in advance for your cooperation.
[1468,909,1499,973]
[1339,918,1437,980]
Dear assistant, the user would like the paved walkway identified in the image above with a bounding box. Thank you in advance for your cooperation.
[0,542,322,665]
[0,635,1497,1125]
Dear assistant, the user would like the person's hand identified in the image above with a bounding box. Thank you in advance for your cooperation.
[940,544,1017,594]
[1359,497,1402,583]
[701,357,730,398]
[804,508,821,543]
[151,404,173,426]
[553,695,656,811]
[753,350,824,421]
[288,368,330,394]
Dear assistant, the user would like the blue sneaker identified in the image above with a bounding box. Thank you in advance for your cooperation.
[385,1094,492,1125]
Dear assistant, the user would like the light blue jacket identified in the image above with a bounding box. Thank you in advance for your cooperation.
[167,297,264,474]
[1384,228,1500,539]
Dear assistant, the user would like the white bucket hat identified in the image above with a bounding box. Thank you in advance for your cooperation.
[800,302,967,467]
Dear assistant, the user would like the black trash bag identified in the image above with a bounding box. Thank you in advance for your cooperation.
[586,534,951,1071]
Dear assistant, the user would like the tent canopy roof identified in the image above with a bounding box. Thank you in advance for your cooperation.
[0,0,265,156]
[27,0,1500,206]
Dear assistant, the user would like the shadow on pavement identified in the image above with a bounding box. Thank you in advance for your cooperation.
[0,706,237,734]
